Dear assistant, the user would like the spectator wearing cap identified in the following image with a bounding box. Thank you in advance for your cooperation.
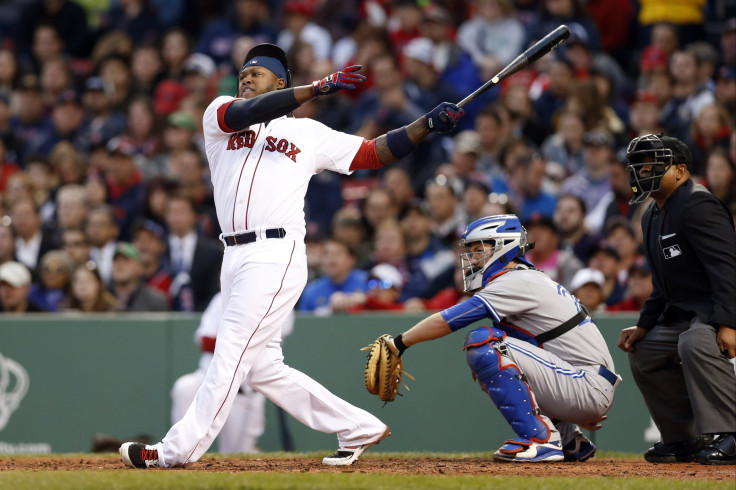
[608,257,653,313]
[525,213,583,290]
[0,260,43,312]
[425,174,467,248]
[399,199,457,302]
[588,240,626,306]
[661,49,715,143]
[560,129,615,232]
[553,193,602,264]
[105,137,145,242]
[10,197,60,277]
[0,222,16,266]
[26,89,86,159]
[164,193,222,312]
[628,91,664,139]
[154,111,199,179]
[9,74,52,165]
[277,1,332,62]
[457,0,525,80]
[505,151,557,222]
[714,65,735,116]
[195,0,276,67]
[420,4,484,122]
[402,37,459,124]
[86,204,120,286]
[569,267,606,313]
[347,263,405,312]
[298,236,368,314]
[133,219,173,298]
[331,207,370,267]
[110,242,168,312]
[81,76,127,151]
[182,53,216,98]
[437,130,489,187]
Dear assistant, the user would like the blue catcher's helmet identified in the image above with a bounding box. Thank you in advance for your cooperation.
[459,215,534,292]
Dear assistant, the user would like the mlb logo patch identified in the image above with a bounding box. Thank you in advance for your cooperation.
[662,244,682,259]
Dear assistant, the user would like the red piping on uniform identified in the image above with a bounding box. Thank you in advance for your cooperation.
[244,135,267,230]
[185,240,297,464]
[231,124,262,232]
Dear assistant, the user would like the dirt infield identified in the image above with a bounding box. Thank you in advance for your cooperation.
[0,455,733,480]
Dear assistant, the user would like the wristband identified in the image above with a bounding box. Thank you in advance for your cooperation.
[393,333,408,356]
[386,127,416,159]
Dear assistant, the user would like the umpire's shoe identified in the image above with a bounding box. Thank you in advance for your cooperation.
[119,442,160,469]
[644,435,712,463]
[694,434,736,465]
[322,426,391,466]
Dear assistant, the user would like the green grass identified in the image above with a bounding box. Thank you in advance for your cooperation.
[0,452,729,490]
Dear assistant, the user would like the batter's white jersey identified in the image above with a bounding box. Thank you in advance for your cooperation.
[203,96,364,238]
[157,94,388,467]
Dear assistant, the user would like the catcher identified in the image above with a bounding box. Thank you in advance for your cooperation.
[364,214,621,463]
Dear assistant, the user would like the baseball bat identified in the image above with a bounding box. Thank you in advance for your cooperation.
[450,25,571,113]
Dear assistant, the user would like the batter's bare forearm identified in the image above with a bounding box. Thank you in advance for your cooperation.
[293,85,318,104]
[375,118,431,164]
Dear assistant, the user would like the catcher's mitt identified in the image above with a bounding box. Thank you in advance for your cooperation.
[361,334,414,402]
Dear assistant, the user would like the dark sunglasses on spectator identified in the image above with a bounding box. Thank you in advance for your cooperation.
[367,278,395,290]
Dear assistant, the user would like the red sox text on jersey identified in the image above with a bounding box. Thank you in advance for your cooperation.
[226,130,301,162]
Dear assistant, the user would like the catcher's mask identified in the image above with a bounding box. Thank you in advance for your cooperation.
[459,215,534,292]
[239,43,293,93]
[625,133,675,204]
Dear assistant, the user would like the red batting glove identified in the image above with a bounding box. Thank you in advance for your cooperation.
[312,65,366,96]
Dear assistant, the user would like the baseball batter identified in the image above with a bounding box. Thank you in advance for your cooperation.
[120,43,464,468]
[385,215,621,462]
[170,292,295,453]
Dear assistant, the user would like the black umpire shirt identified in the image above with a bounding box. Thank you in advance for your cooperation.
[638,179,736,330]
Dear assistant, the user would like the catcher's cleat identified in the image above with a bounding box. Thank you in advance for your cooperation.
[493,439,564,463]
[563,435,597,462]
[119,442,160,469]
[322,426,391,466]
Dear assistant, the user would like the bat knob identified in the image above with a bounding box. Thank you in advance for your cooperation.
[438,111,450,124]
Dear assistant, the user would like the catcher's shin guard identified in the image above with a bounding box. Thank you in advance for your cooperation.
[463,327,552,444]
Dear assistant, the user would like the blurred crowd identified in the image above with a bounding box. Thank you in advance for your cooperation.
[0,0,734,316]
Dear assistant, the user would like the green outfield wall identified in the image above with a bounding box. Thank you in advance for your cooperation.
[0,312,655,455]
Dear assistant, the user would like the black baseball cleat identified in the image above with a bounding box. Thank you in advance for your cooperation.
[119,442,160,469]
[322,426,391,466]
[644,435,712,463]
[694,434,736,465]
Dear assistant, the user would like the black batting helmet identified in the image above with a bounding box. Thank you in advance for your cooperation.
[240,43,293,88]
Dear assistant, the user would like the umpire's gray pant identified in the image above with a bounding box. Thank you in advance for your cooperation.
[628,318,736,444]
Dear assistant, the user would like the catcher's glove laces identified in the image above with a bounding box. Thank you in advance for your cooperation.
[361,334,414,404]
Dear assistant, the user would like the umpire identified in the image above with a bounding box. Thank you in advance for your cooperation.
[618,134,736,465]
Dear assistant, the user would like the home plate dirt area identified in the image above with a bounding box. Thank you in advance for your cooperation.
[0,455,733,480]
